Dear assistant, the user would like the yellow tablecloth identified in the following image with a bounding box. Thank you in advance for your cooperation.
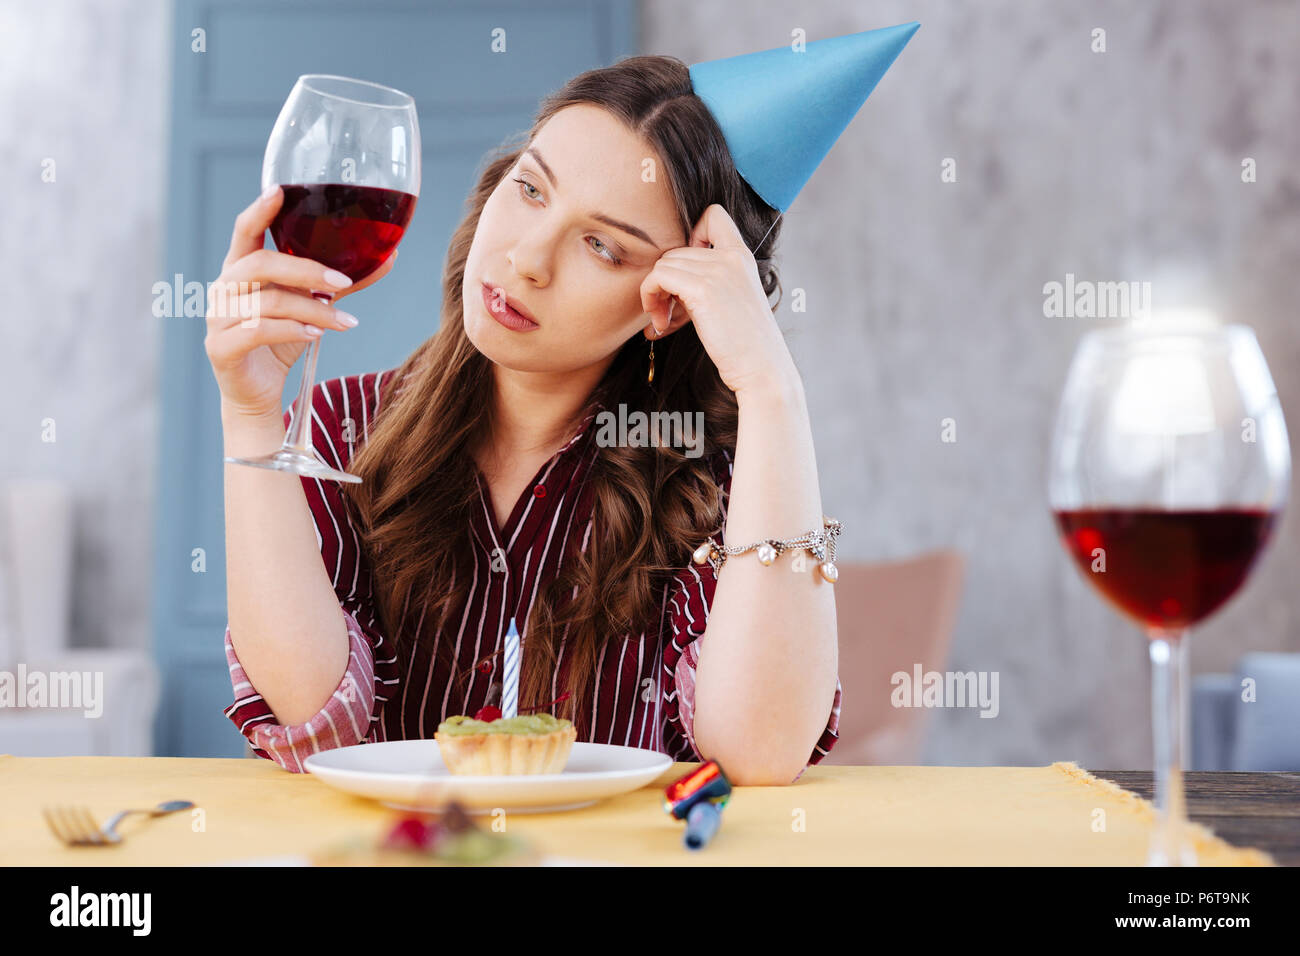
[0,755,1274,866]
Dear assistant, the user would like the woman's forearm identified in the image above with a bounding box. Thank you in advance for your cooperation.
[222,405,352,726]
[690,361,839,784]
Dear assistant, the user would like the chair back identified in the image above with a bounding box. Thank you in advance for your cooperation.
[822,550,965,765]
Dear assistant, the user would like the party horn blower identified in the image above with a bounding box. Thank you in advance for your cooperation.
[663,760,732,850]
[684,802,722,850]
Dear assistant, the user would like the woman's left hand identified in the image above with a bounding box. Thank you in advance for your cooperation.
[639,204,796,398]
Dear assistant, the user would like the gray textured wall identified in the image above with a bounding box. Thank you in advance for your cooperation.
[2,0,1296,768]
[0,0,169,654]
[644,0,1299,768]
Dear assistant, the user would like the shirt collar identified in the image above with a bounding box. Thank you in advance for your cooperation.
[556,385,609,455]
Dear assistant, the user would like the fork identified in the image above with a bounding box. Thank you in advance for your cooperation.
[42,800,195,846]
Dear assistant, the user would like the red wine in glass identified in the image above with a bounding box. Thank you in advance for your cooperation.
[1053,508,1280,630]
[1047,323,1290,867]
[224,74,420,484]
[270,183,417,283]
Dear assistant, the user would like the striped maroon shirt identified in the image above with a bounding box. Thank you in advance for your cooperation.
[224,369,841,780]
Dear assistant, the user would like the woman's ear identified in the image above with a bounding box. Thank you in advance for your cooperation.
[642,297,690,340]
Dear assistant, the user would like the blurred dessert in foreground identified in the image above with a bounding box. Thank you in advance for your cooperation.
[310,799,538,866]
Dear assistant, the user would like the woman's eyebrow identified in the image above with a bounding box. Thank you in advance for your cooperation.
[526,146,661,251]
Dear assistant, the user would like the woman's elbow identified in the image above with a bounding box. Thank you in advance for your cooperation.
[705,743,809,786]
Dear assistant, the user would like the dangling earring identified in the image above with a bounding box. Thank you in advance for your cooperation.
[648,300,671,384]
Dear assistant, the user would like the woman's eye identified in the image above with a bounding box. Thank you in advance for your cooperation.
[513,176,621,266]
[588,237,619,264]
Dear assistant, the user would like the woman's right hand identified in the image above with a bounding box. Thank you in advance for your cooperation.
[205,185,398,421]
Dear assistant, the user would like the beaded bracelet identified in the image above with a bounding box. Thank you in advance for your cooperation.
[691,515,842,583]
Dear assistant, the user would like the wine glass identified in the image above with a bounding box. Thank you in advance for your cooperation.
[224,75,420,483]
[1047,321,1290,866]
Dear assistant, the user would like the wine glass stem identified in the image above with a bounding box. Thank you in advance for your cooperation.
[283,294,330,456]
[1148,629,1195,866]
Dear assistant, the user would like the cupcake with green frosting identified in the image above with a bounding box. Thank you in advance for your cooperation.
[435,710,577,775]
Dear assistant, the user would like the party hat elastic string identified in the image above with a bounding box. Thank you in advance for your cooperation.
[752,210,783,259]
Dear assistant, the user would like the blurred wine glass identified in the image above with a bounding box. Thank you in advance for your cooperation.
[1048,322,1289,866]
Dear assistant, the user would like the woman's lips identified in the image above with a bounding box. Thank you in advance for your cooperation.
[481,282,540,332]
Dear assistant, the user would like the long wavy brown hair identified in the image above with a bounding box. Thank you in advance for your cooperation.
[342,55,783,740]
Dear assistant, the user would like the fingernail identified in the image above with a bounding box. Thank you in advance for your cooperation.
[261,183,279,201]
[336,311,358,328]
[323,268,353,288]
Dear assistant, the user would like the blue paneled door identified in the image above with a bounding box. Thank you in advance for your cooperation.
[155,0,636,756]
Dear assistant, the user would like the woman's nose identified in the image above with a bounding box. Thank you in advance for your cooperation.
[507,227,555,285]
[507,251,546,285]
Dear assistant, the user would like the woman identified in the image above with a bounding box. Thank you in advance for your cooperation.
[208,56,841,786]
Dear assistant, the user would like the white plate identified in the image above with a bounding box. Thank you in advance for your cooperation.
[303,740,672,813]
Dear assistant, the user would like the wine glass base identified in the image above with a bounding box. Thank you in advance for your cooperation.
[1145,843,1198,867]
[1149,837,1196,868]
[224,449,362,483]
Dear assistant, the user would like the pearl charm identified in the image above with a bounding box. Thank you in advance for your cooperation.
[690,515,842,578]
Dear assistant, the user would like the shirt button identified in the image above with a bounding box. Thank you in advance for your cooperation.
[533,484,546,498]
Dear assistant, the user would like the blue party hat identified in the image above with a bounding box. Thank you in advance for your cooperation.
[689,22,920,214]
